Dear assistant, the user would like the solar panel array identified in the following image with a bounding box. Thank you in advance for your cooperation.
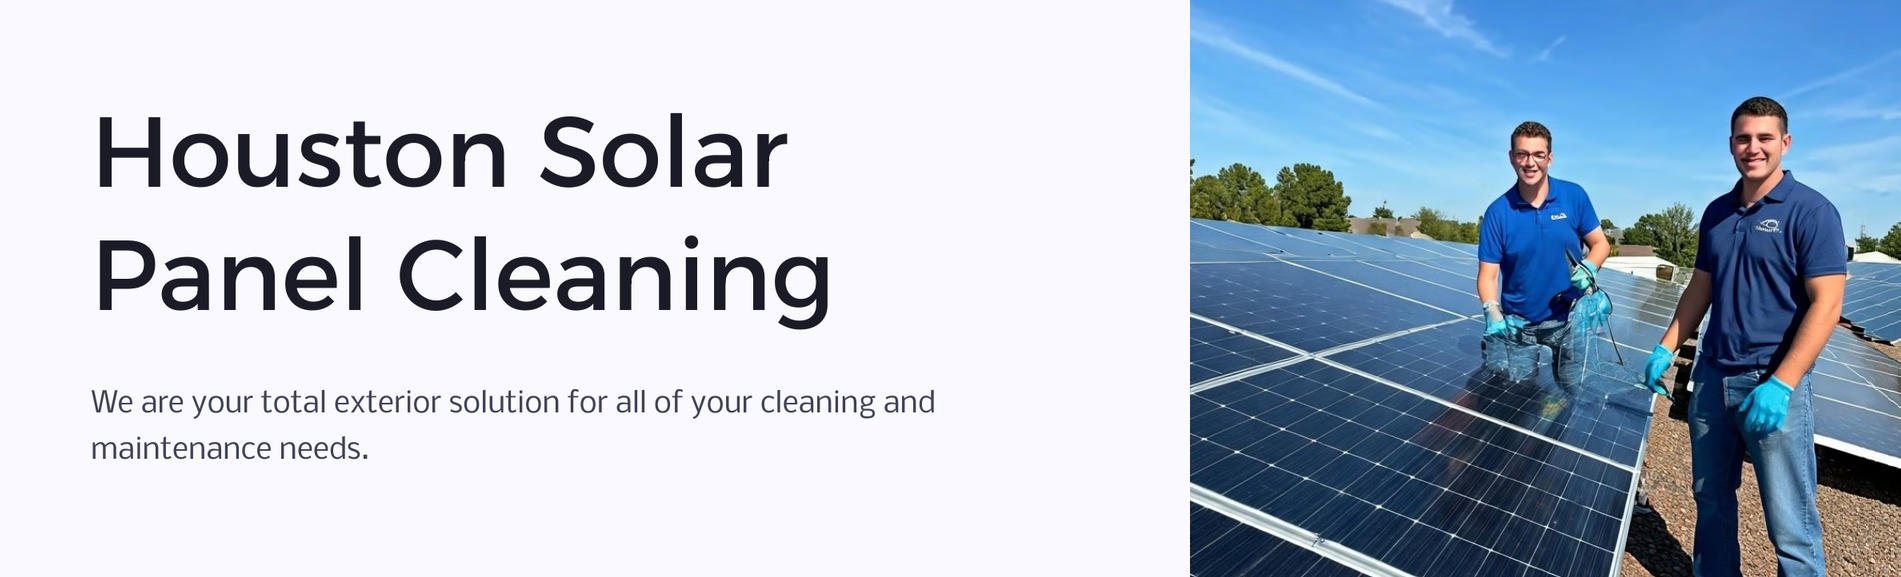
[1844,261,1901,343]
[1188,218,1901,576]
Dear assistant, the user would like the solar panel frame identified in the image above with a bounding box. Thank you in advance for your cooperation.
[1190,503,1367,577]
[1192,317,1302,386]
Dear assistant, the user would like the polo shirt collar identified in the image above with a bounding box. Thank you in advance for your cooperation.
[1506,181,1562,209]
[1726,170,1796,207]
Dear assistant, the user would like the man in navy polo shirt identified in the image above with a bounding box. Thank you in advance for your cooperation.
[1643,96,1841,576]
[1477,121,1612,394]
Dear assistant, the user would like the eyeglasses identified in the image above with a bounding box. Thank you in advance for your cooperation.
[1511,151,1550,162]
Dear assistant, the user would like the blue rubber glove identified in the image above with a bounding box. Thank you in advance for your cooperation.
[1641,344,1674,399]
[1572,293,1611,335]
[1485,318,1509,337]
[1483,302,1508,337]
[1738,375,1794,437]
[1570,261,1599,291]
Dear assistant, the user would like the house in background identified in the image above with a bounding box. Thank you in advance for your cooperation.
[1603,244,1681,282]
[1348,217,1423,238]
[1854,251,1901,264]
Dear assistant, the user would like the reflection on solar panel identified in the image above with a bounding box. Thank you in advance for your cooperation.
[1845,261,1901,342]
[1805,328,1901,467]
[1190,218,1901,576]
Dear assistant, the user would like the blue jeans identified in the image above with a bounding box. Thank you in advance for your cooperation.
[1520,319,1583,392]
[1687,359,1826,577]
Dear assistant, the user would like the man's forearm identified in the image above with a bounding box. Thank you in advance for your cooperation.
[1477,268,1499,305]
[1586,238,1610,269]
[1660,270,1714,351]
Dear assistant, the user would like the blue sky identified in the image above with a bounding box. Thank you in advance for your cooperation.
[1191,0,1901,243]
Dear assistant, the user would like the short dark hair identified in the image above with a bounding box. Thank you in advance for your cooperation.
[1731,96,1788,134]
[1510,121,1552,151]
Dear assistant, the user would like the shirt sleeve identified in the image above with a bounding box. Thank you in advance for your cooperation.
[1796,202,1848,277]
[1478,207,1503,263]
[1694,209,1716,273]
[1574,188,1602,237]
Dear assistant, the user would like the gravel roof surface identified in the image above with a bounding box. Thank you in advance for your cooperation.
[1619,339,1901,577]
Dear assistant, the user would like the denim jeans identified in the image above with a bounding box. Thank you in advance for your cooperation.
[1520,319,1583,393]
[1687,359,1826,577]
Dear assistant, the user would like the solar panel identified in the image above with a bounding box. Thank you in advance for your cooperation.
[1188,220,1654,577]
[1191,262,1462,353]
[1193,361,1633,577]
[1193,221,1282,263]
[1190,503,1365,577]
[1188,220,1901,576]
[1194,219,1340,258]
[1292,260,1481,314]
[1257,226,1381,254]
[1192,317,1299,386]
[1349,259,1478,291]
[1802,327,1901,467]
[1323,324,1653,467]
[1844,261,1901,342]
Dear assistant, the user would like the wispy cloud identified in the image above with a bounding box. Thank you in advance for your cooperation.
[1534,35,1566,62]
[1376,0,1509,58]
[1799,135,1901,203]
[1347,122,1408,143]
[1807,134,1901,163]
[1190,29,1380,108]
[1804,100,1901,122]
[1784,48,1901,100]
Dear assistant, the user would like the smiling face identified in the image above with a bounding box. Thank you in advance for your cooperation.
[1730,114,1790,181]
[1510,135,1552,191]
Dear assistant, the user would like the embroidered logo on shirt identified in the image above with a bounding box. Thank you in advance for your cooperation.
[1755,219,1782,233]
[1549,212,1568,221]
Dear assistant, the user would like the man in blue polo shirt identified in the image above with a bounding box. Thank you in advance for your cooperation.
[1477,121,1612,394]
[1643,96,1841,576]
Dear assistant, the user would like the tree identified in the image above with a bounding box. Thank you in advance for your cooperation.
[1626,203,1699,267]
[1882,223,1901,260]
[1411,207,1480,243]
[1189,175,1228,219]
[1214,163,1278,224]
[1366,222,1387,236]
[1372,202,1395,220]
[1413,207,1448,240]
[1600,218,1615,232]
[1856,233,1880,254]
[1274,163,1349,231]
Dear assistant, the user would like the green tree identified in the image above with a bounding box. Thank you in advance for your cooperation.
[1600,218,1615,231]
[1189,175,1227,219]
[1214,163,1275,224]
[1412,207,1448,240]
[1626,203,1699,267]
[1366,222,1388,236]
[1408,207,1482,243]
[1275,163,1351,231]
[1372,202,1395,220]
[1881,223,1901,260]
[1856,233,1881,254]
